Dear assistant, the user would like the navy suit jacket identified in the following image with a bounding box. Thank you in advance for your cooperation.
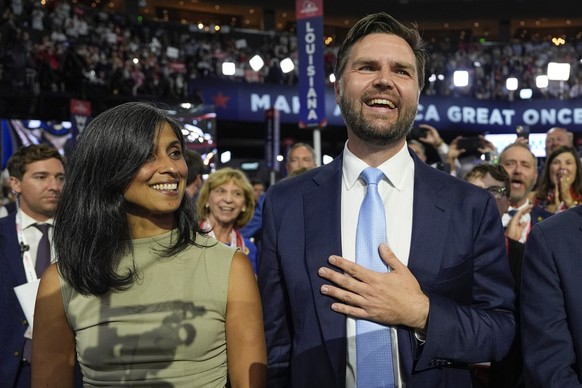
[0,213,83,388]
[258,150,516,388]
[530,205,553,227]
[0,213,30,386]
[521,206,582,387]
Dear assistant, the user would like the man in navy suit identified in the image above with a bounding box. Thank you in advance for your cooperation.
[521,205,582,387]
[258,12,515,388]
[0,144,64,387]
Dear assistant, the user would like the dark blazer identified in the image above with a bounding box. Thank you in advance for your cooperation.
[489,238,526,388]
[258,151,516,388]
[0,213,83,388]
[0,213,29,387]
[530,205,553,226]
[521,206,582,387]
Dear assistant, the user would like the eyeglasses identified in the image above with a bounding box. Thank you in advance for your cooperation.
[486,186,508,200]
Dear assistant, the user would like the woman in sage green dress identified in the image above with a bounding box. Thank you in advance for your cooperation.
[31,102,266,387]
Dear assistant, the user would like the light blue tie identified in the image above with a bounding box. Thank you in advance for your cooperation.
[356,167,395,388]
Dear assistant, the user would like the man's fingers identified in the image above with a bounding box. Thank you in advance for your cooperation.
[379,244,402,271]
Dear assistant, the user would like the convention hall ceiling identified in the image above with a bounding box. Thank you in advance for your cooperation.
[92,0,582,41]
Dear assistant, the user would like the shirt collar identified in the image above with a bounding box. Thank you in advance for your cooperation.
[509,198,531,212]
[19,209,54,229]
[342,140,413,191]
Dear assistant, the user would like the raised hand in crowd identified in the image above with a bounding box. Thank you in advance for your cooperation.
[417,124,445,148]
[446,136,464,175]
[477,135,496,155]
[505,204,533,242]
[548,168,576,213]
[514,136,529,146]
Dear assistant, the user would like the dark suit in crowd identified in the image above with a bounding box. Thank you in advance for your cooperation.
[521,206,582,387]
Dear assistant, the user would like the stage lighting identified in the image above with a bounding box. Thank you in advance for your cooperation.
[519,88,533,99]
[221,151,232,164]
[506,77,518,91]
[453,70,469,87]
[249,55,264,71]
[536,75,549,88]
[222,61,236,76]
[280,57,295,74]
[547,62,571,81]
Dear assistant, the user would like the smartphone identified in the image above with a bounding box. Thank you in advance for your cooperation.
[516,125,530,141]
[457,137,483,156]
[410,126,429,140]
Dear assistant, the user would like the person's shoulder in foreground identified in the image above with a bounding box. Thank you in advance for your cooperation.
[521,205,582,388]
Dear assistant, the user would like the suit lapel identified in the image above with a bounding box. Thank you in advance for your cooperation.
[408,158,451,287]
[395,157,452,376]
[304,157,346,381]
[0,214,27,288]
[530,206,551,225]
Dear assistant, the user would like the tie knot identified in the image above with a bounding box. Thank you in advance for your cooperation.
[360,167,385,186]
[34,223,51,235]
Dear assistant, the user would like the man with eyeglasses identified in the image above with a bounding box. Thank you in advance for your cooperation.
[465,164,511,216]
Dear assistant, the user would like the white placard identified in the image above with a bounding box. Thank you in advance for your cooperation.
[14,279,41,338]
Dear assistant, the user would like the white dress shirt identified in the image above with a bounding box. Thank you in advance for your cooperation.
[19,210,55,268]
[341,141,415,388]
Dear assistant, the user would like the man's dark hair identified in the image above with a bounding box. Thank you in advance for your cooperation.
[7,144,64,180]
[464,163,511,197]
[334,12,429,90]
[184,148,205,185]
[250,177,266,187]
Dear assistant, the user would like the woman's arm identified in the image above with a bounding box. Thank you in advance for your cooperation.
[32,263,76,388]
[226,251,266,388]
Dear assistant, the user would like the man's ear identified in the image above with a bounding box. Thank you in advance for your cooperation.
[334,79,341,103]
[9,176,21,195]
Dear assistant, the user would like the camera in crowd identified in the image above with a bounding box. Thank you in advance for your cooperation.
[457,136,484,157]
[516,125,530,141]
[409,126,429,140]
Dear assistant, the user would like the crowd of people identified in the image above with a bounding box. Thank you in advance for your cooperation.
[2,1,582,103]
[2,7,582,388]
[410,124,582,216]
[406,123,582,387]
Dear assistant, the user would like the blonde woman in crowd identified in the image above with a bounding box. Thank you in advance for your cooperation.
[197,168,258,273]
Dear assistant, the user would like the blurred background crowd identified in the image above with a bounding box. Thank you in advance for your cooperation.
[2,0,582,105]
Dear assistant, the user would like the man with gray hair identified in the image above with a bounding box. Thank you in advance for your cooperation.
[499,142,553,243]
[286,142,317,176]
[545,127,573,157]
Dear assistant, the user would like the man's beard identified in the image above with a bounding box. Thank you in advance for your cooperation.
[510,180,534,205]
[339,93,417,146]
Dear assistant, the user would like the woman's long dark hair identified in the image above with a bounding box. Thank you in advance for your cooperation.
[54,102,202,296]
